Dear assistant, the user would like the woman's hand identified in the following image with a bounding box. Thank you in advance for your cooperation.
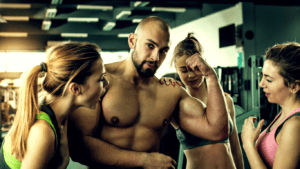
[186,53,216,78]
[159,77,183,86]
[241,117,264,148]
[57,118,70,169]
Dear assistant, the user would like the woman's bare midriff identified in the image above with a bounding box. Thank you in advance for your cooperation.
[184,142,236,169]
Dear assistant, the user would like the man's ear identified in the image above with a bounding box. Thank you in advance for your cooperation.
[290,80,300,94]
[69,82,81,96]
[128,33,136,49]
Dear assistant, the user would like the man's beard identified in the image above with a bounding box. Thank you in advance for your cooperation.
[132,50,158,78]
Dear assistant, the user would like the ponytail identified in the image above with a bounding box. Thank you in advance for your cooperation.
[8,65,41,159]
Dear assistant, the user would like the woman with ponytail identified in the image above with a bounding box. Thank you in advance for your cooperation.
[0,42,108,169]
[160,33,244,169]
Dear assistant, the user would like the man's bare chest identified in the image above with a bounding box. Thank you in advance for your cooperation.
[101,81,179,129]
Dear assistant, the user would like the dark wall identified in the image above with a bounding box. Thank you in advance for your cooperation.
[255,5,300,55]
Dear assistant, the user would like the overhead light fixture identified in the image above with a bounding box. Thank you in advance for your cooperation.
[152,7,186,13]
[77,5,113,11]
[116,11,131,20]
[0,14,7,23]
[132,19,142,23]
[0,32,28,37]
[2,16,30,21]
[45,8,57,18]
[51,0,63,5]
[67,17,99,23]
[61,33,88,38]
[134,1,149,7]
[117,33,130,38]
[103,22,116,31]
[41,20,51,31]
[47,40,71,47]
[0,3,31,9]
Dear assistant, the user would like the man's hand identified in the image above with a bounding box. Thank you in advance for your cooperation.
[142,152,177,169]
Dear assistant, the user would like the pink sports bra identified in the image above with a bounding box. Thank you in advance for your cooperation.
[255,107,300,168]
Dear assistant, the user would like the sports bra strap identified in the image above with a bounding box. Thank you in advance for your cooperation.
[275,112,300,138]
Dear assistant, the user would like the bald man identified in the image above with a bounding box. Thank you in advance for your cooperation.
[68,16,229,169]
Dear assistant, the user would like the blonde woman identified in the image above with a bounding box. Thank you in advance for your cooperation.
[0,42,108,169]
[161,33,244,169]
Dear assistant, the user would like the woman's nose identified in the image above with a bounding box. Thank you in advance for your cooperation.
[259,79,264,88]
[188,71,195,78]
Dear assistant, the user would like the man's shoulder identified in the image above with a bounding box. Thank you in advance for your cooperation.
[104,62,122,74]
[155,78,185,95]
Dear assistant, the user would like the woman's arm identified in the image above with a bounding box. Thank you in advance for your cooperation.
[242,115,300,169]
[273,116,300,169]
[241,117,266,169]
[21,120,55,169]
[226,94,244,169]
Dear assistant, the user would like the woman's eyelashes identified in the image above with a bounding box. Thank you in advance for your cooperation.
[266,79,272,83]
[180,68,188,73]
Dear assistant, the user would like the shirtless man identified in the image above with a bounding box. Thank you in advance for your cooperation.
[68,16,229,169]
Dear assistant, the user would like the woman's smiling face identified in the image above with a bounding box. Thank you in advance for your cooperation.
[259,59,291,105]
[175,54,204,89]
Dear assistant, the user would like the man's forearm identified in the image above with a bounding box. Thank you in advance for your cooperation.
[70,136,146,168]
[205,75,229,139]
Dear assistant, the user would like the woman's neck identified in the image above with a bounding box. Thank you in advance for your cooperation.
[46,95,77,126]
[279,96,300,118]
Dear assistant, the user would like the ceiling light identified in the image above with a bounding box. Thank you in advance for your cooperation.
[117,33,130,38]
[77,5,113,11]
[41,20,51,31]
[134,1,150,7]
[61,33,88,38]
[132,19,142,23]
[0,14,7,23]
[116,11,131,20]
[45,8,57,18]
[0,32,28,37]
[152,7,186,13]
[2,16,29,21]
[103,22,116,31]
[67,17,99,22]
[47,40,71,47]
[0,3,31,9]
[51,0,63,5]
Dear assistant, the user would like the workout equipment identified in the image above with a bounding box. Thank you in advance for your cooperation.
[236,55,264,133]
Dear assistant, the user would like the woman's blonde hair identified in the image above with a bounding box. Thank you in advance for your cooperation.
[8,42,101,159]
[171,32,204,68]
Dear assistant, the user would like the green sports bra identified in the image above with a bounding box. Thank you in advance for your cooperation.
[3,112,58,169]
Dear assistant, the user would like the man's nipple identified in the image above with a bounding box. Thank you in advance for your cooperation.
[163,119,168,126]
[111,116,119,124]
